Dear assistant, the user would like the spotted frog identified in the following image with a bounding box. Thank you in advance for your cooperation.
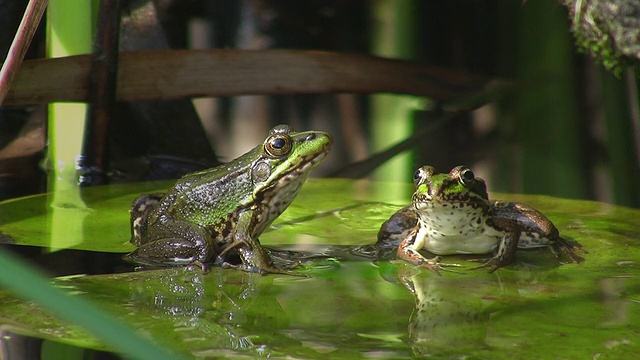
[377,165,584,274]
[124,125,332,274]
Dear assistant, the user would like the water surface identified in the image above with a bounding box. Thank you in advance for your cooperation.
[0,179,638,359]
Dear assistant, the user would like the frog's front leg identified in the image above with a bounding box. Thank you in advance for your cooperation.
[125,216,215,269]
[235,235,298,275]
[396,228,455,276]
[220,210,297,275]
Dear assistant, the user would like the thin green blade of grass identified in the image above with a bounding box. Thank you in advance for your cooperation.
[0,248,180,360]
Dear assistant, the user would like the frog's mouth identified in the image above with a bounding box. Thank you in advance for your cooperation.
[270,142,331,191]
[414,191,489,205]
[309,147,330,165]
[295,141,332,172]
[413,195,490,212]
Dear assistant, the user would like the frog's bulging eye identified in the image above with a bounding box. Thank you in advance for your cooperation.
[272,137,286,149]
[413,168,426,187]
[413,166,435,187]
[413,169,422,182]
[413,166,436,188]
[265,134,293,157]
[459,168,475,185]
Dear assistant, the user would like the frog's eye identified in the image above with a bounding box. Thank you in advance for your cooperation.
[413,168,426,187]
[459,168,475,186]
[265,134,293,157]
[413,166,434,187]
[413,169,422,182]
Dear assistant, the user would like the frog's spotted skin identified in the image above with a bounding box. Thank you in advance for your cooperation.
[125,125,332,274]
[379,165,584,274]
[409,166,500,256]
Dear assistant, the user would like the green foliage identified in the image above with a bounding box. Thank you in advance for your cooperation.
[562,0,640,76]
[572,18,628,76]
[511,0,586,199]
[0,247,180,359]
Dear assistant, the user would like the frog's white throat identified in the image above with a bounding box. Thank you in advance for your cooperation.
[412,201,502,255]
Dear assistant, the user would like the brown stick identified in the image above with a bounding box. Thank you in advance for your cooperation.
[4,49,487,105]
[0,0,48,105]
[78,0,122,185]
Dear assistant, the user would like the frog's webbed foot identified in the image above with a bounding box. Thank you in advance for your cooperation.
[550,236,586,263]
[414,256,463,276]
[246,255,307,277]
[468,257,505,273]
[469,231,520,273]
[188,260,211,274]
[226,233,306,277]
[466,253,510,273]
[215,258,252,272]
[219,257,306,277]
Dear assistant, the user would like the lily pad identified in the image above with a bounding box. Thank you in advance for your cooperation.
[0,179,639,358]
[0,181,168,252]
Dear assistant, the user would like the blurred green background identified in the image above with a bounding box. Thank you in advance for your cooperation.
[1,0,639,207]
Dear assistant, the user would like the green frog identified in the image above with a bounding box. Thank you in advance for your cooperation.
[377,165,584,274]
[124,125,332,274]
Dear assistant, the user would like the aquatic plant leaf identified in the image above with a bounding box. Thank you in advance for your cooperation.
[0,181,169,252]
[0,179,639,357]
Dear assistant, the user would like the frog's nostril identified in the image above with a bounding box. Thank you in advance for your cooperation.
[305,134,317,141]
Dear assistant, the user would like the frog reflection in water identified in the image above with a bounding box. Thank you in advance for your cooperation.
[377,165,585,274]
[398,265,493,355]
[124,125,332,274]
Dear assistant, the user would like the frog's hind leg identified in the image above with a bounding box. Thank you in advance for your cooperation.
[124,220,214,269]
[129,193,164,246]
[124,238,204,266]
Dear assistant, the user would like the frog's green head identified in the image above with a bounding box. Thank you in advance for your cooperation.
[250,125,332,195]
[412,165,489,206]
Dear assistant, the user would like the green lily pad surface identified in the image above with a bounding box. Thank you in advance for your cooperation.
[0,179,639,359]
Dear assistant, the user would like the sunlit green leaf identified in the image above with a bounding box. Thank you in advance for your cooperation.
[0,178,639,358]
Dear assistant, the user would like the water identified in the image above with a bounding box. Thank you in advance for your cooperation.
[1,255,637,359]
[0,179,638,358]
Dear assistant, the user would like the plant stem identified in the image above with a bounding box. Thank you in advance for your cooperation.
[0,0,48,104]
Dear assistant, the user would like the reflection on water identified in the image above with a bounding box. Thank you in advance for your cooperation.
[86,264,416,358]
[117,259,640,358]
[398,264,494,356]
[124,268,273,355]
[0,253,639,359]
[391,259,640,358]
[599,276,635,327]
[1,179,639,358]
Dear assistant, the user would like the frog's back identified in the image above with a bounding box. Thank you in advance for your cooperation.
[490,200,558,238]
[158,160,255,225]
